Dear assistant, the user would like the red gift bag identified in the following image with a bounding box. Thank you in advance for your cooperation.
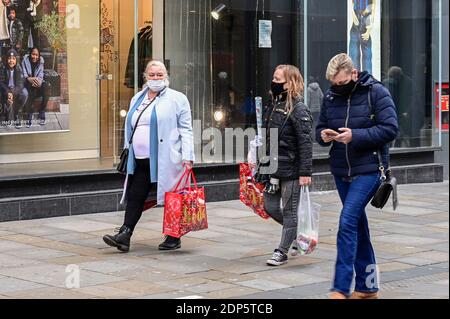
[163,169,208,238]
[239,163,270,219]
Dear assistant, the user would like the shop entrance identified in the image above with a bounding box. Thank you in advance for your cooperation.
[99,0,154,160]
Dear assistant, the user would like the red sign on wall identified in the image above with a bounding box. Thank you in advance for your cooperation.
[435,83,449,131]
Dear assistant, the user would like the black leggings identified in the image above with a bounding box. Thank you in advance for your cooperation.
[124,159,156,230]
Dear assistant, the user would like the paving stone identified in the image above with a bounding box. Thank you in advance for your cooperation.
[0,264,124,288]
[75,285,143,298]
[395,251,449,266]
[247,268,329,287]
[0,277,47,294]
[0,240,36,252]
[136,290,200,299]
[186,281,237,294]
[5,287,92,299]
[204,287,261,299]
[273,282,333,298]
[378,262,417,272]
[105,280,173,295]
[5,247,77,260]
[372,234,446,246]
[0,253,46,268]
[237,279,290,291]
[77,260,147,274]
[45,220,118,232]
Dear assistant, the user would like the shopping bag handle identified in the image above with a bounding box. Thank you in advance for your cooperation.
[173,168,191,192]
[173,168,199,192]
[301,185,312,211]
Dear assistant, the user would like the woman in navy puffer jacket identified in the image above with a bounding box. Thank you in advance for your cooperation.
[316,53,398,299]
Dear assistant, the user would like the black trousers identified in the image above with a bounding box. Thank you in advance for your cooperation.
[25,82,50,121]
[124,159,157,230]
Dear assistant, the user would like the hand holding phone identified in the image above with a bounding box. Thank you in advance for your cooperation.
[321,129,339,143]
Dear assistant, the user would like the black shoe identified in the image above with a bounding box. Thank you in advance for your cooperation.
[103,225,133,252]
[158,235,181,251]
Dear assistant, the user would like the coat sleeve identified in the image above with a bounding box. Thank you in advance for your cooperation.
[21,59,29,79]
[315,98,332,147]
[351,84,399,150]
[293,104,313,177]
[37,59,44,83]
[176,94,195,162]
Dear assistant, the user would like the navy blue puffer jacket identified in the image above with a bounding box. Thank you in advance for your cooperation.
[315,72,399,177]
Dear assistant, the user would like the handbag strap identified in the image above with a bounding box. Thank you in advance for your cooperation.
[129,92,159,145]
[368,86,389,181]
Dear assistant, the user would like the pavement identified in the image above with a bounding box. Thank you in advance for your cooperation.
[0,182,448,299]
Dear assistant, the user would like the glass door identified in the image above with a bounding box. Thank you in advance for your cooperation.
[99,0,154,161]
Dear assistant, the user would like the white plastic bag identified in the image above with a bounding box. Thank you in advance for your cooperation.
[296,186,321,255]
[247,135,263,176]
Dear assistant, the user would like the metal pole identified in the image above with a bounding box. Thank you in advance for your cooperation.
[438,0,442,147]
[134,0,139,95]
[304,0,308,105]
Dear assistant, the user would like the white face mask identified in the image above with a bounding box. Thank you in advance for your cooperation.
[147,79,167,92]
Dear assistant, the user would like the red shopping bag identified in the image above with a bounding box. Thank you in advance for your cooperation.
[163,169,208,238]
[143,199,157,211]
[239,163,270,219]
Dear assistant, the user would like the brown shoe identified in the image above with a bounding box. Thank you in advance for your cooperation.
[349,291,379,299]
[329,292,348,299]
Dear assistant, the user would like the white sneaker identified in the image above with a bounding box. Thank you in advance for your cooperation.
[266,250,288,266]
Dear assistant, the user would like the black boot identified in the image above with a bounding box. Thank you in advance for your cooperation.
[158,235,181,251]
[103,225,133,252]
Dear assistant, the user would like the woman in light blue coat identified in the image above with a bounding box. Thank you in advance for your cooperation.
[103,60,195,252]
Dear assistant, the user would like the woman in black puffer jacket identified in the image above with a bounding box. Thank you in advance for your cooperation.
[262,64,313,266]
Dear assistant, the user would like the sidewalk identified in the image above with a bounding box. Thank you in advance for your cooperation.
[0,182,448,299]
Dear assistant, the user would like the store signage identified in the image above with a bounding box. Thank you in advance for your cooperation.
[435,83,449,130]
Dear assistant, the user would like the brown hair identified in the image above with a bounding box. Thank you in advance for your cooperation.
[273,65,304,113]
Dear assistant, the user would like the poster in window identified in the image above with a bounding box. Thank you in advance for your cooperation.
[258,20,272,48]
[347,0,381,80]
[0,0,69,135]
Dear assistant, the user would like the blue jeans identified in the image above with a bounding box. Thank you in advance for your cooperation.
[332,172,381,296]
[349,26,372,73]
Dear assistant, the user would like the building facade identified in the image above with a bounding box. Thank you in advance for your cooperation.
[0,0,448,221]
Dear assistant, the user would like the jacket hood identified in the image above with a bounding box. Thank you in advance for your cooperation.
[357,71,380,87]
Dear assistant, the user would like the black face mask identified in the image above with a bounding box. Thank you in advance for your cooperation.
[332,80,357,97]
[271,81,287,98]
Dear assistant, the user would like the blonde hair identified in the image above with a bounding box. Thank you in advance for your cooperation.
[326,53,355,81]
[144,60,170,86]
[273,64,304,113]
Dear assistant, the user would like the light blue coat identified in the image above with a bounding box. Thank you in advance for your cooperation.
[120,86,195,205]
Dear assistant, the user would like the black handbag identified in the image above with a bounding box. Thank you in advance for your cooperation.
[116,93,158,174]
[370,151,398,210]
[366,86,398,210]
[116,148,129,175]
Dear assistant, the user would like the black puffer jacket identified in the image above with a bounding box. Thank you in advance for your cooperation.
[262,96,313,180]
